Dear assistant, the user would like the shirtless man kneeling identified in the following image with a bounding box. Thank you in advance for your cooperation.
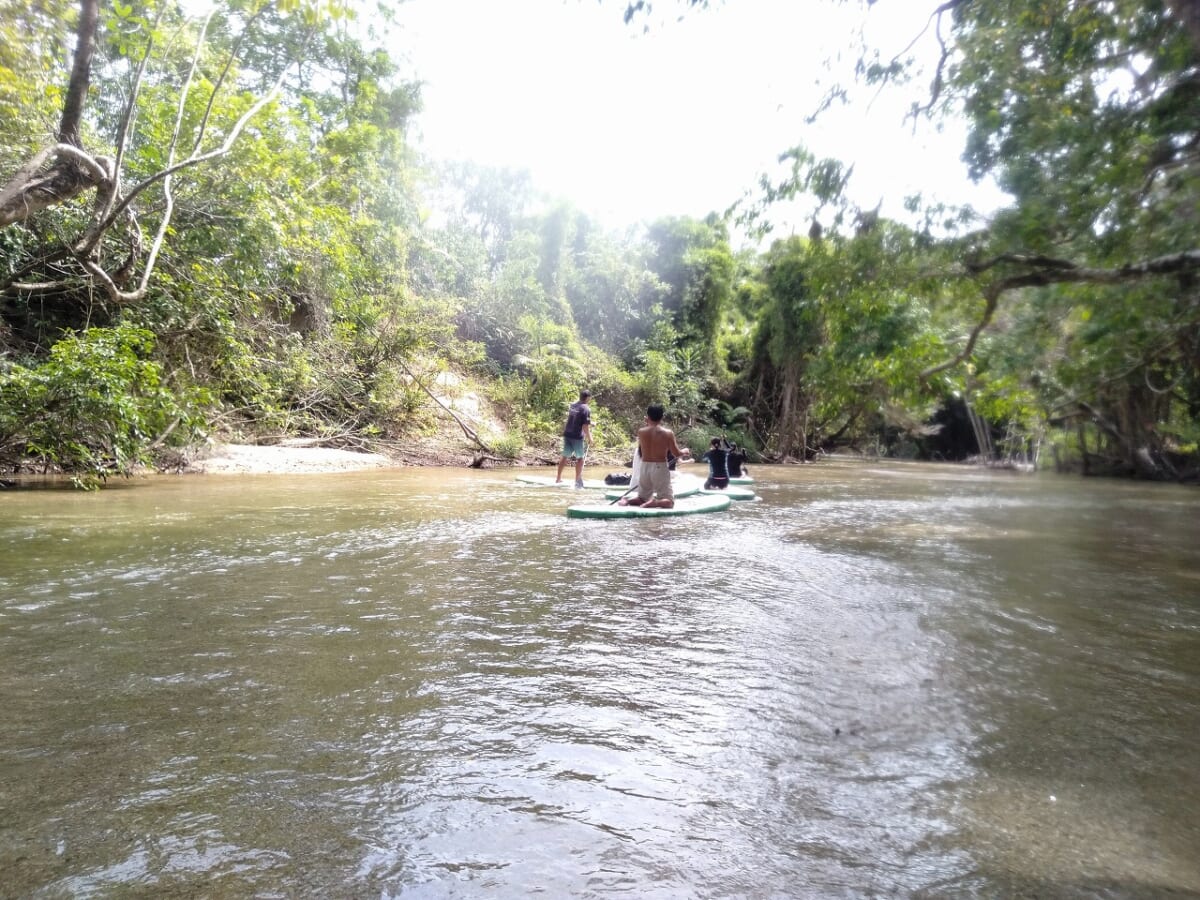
[621,404,691,509]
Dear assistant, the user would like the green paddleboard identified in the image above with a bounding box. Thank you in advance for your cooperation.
[730,475,755,485]
[567,492,732,519]
[699,484,757,500]
[515,475,608,490]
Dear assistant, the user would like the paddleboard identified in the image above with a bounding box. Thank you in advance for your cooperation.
[678,459,754,485]
[699,484,757,500]
[603,476,701,501]
[568,492,732,519]
[515,475,608,489]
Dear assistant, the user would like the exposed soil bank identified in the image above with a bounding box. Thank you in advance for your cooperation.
[183,439,633,476]
[185,443,397,475]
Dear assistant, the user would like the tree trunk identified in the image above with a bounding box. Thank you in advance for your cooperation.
[0,0,105,228]
[59,0,99,147]
[1167,0,1200,61]
[965,401,993,461]
[776,361,805,459]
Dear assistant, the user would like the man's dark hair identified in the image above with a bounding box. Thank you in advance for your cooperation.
[711,437,722,447]
[580,390,591,400]
[646,404,664,422]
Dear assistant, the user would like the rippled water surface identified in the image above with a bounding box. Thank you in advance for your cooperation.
[2,460,1198,897]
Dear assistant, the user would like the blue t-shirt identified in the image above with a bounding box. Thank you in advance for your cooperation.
[563,401,591,440]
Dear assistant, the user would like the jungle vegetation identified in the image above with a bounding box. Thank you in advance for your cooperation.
[1,0,1197,486]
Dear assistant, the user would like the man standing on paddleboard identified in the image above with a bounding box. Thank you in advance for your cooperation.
[556,390,593,488]
[621,404,690,508]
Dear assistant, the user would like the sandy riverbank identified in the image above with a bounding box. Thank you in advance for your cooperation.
[184,442,399,475]
[184,440,632,476]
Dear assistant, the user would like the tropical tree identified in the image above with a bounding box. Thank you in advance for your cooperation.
[747,237,821,459]
[931,0,1200,477]
[0,0,330,318]
[641,214,734,362]
[562,219,664,354]
[0,0,446,477]
[732,1,1200,478]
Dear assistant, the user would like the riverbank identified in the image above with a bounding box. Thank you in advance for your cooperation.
[185,442,397,475]
[184,438,632,475]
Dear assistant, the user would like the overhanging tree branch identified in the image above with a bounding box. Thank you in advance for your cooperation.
[966,250,1200,282]
[906,0,965,120]
[921,249,1200,379]
[0,0,309,307]
[0,144,111,227]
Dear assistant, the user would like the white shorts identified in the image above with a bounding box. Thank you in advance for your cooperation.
[636,461,672,501]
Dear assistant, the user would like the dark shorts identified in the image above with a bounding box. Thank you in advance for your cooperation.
[705,476,729,490]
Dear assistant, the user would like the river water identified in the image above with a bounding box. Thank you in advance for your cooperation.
[1,459,1197,898]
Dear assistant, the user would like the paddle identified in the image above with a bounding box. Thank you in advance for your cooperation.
[609,482,638,505]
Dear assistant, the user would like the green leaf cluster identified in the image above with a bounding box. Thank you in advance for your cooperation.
[0,326,205,486]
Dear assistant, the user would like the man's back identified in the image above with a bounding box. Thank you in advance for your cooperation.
[563,401,590,438]
[638,424,676,462]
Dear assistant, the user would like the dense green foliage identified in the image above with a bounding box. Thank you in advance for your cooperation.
[1,0,1196,484]
[942,0,1200,477]
[0,325,203,487]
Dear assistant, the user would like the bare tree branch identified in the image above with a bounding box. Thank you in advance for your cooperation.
[906,0,963,120]
[0,146,57,212]
[116,8,215,302]
[2,0,307,308]
[0,144,110,227]
[193,6,268,156]
[8,281,75,294]
[397,361,494,453]
[1,248,74,295]
[103,10,163,231]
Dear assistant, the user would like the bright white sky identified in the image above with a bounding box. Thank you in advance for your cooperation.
[392,0,1009,238]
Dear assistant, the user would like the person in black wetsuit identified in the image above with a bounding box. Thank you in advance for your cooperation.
[726,442,748,479]
[701,437,730,490]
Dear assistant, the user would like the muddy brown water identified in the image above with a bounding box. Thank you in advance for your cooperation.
[2,460,1198,897]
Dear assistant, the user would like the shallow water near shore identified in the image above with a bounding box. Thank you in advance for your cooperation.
[2,460,1198,896]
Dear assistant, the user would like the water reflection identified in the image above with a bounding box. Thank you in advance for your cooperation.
[1,462,1197,896]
